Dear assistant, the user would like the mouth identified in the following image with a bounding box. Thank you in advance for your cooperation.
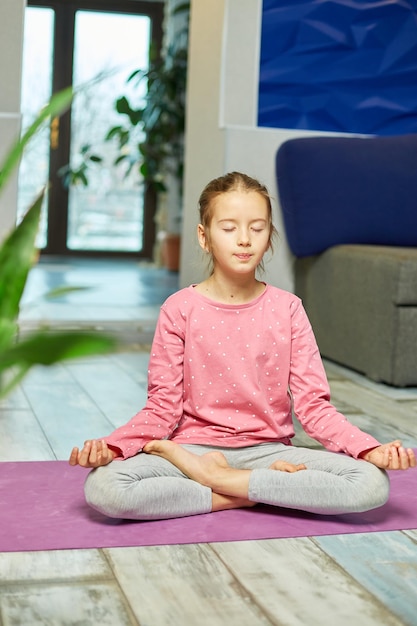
[234,253,252,260]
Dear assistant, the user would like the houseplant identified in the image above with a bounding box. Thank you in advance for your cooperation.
[0,88,116,400]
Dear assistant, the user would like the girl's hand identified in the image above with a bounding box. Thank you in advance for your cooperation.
[359,440,416,470]
[69,439,116,468]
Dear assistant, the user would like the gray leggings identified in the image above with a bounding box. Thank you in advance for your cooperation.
[84,443,390,520]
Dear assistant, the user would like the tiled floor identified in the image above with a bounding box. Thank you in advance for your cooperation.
[1,257,417,625]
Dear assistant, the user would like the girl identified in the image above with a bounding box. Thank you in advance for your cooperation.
[69,172,415,520]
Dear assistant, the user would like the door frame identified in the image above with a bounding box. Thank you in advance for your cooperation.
[26,0,164,259]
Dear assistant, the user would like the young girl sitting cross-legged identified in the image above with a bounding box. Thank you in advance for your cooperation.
[69,171,416,520]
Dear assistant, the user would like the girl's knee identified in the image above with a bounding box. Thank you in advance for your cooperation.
[84,467,105,508]
[374,466,390,506]
[84,467,123,518]
[359,463,390,511]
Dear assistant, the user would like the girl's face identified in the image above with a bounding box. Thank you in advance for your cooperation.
[198,190,271,275]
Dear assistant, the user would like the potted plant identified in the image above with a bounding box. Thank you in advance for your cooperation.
[0,88,116,400]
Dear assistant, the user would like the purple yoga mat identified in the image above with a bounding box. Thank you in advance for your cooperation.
[0,459,416,552]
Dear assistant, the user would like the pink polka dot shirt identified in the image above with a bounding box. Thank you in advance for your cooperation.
[105,285,380,459]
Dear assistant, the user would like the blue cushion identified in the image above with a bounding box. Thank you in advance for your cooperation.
[276,134,417,257]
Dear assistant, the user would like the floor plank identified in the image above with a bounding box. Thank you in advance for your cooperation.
[20,377,115,461]
[0,582,137,626]
[65,360,148,429]
[314,531,417,626]
[0,384,30,410]
[211,538,404,626]
[0,409,55,461]
[403,529,417,541]
[109,352,150,386]
[328,379,417,437]
[105,544,273,625]
[0,549,111,583]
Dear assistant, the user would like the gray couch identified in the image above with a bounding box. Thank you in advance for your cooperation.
[276,134,417,387]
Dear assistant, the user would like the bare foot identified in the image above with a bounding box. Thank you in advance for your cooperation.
[269,460,306,473]
[144,440,234,488]
[144,441,257,511]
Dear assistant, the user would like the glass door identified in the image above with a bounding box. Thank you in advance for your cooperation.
[18,0,163,257]
[17,6,54,250]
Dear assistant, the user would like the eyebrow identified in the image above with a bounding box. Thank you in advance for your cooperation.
[217,218,267,224]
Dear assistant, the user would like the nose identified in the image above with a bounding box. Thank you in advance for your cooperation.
[238,229,251,246]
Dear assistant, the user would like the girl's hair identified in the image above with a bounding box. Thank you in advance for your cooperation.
[198,171,278,272]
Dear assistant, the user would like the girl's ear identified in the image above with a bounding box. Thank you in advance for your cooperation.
[197,224,209,251]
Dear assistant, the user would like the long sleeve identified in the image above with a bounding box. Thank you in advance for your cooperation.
[288,298,380,458]
[104,301,186,459]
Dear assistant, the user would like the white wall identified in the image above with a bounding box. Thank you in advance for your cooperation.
[0,0,25,242]
[180,0,227,285]
[181,0,329,292]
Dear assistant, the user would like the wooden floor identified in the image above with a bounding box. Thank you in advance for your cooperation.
[1,258,417,625]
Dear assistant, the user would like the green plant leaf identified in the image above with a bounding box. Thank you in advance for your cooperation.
[0,331,117,399]
[0,319,18,354]
[139,162,148,178]
[127,68,146,83]
[172,2,190,16]
[115,96,143,126]
[76,170,88,187]
[44,285,91,299]
[19,285,93,312]
[0,87,73,191]
[105,126,123,140]
[0,191,44,323]
[0,331,117,369]
[116,96,132,115]
[114,154,128,166]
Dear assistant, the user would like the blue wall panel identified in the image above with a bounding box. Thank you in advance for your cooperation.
[258,0,417,135]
